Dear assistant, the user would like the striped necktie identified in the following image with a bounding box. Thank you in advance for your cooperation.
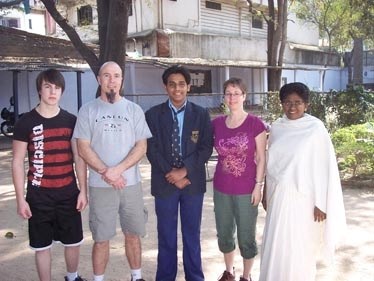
[171,105,185,168]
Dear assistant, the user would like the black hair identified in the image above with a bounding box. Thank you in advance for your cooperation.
[36,69,65,93]
[223,77,247,95]
[279,82,310,103]
[162,65,191,85]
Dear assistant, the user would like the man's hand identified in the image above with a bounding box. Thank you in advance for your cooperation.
[174,177,191,189]
[99,167,126,189]
[165,167,187,184]
[102,166,123,183]
[76,192,88,212]
[17,198,32,219]
[109,176,127,190]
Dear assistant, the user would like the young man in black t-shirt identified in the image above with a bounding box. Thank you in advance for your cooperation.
[12,69,88,281]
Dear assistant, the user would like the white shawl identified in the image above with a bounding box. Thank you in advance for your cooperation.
[267,114,346,262]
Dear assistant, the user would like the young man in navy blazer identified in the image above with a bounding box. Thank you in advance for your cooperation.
[145,65,213,281]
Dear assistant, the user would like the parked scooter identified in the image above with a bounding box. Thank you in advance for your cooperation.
[1,97,22,138]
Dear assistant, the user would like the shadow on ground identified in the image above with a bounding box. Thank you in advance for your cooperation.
[0,150,373,281]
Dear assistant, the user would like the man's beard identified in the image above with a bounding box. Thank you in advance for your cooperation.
[106,89,116,104]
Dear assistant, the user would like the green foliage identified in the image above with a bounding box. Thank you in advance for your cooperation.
[261,88,374,130]
[262,91,283,124]
[292,0,374,51]
[308,91,332,129]
[330,87,374,128]
[305,88,374,132]
[262,88,373,177]
[332,122,374,177]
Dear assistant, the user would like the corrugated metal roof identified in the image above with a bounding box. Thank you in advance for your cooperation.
[126,55,339,71]
[0,26,91,71]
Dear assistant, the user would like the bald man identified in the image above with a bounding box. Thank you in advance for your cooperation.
[74,61,152,281]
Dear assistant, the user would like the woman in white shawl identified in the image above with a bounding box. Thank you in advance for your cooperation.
[259,82,346,281]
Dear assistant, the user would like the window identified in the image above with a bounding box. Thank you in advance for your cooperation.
[29,19,32,29]
[206,1,221,10]
[0,18,20,28]
[252,16,263,29]
[77,5,93,26]
[189,70,212,94]
[128,2,133,16]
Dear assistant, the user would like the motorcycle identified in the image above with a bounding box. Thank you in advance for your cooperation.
[1,97,23,138]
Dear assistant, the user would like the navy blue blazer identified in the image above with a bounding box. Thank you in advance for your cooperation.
[145,100,213,197]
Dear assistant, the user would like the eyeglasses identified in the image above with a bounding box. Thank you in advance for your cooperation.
[282,101,305,107]
[224,93,244,98]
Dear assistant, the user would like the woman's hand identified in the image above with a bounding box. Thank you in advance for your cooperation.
[251,185,262,206]
[314,206,327,222]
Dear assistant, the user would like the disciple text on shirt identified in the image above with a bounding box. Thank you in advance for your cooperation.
[31,124,44,187]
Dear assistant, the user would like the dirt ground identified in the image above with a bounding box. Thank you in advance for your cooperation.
[0,147,373,281]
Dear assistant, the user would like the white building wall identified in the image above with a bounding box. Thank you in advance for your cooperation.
[0,70,97,117]
[1,8,46,35]
[0,72,14,114]
[128,0,158,33]
[287,13,319,45]
[127,0,270,38]
[168,32,268,60]
[281,68,344,92]
[363,66,374,85]
[323,69,346,91]
[0,64,348,118]
[163,0,199,31]
[201,1,245,36]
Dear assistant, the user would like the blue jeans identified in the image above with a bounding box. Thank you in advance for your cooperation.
[155,190,205,281]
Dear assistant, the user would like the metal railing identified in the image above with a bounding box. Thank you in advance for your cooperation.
[125,92,270,116]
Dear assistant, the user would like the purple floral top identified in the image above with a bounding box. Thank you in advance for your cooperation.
[212,114,266,195]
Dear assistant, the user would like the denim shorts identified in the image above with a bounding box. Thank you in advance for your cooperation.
[213,189,258,259]
[89,182,147,241]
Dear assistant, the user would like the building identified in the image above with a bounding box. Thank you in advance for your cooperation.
[57,0,345,103]
[0,0,56,35]
[3,0,372,116]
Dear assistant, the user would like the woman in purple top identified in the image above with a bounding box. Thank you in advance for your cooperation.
[213,78,267,281]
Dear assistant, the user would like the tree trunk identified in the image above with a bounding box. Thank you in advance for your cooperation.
[266,0,287,91]
[97,0,129,74]
[352,37,363,85]
[40,0,100,74]
[40,0,130,77]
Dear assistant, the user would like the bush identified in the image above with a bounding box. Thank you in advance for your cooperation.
[332,122,374,177]
[262,91,283,124]
[307,88,374,132]
[331,87,374,129]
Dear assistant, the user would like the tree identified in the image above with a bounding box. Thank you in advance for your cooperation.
[293,0,374,86]
[292,0,349,90]
[347,0,374,85]
[247,0,289,91]
[40,0,131,76]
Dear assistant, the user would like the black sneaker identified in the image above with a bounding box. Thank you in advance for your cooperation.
[64,276,87,281]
